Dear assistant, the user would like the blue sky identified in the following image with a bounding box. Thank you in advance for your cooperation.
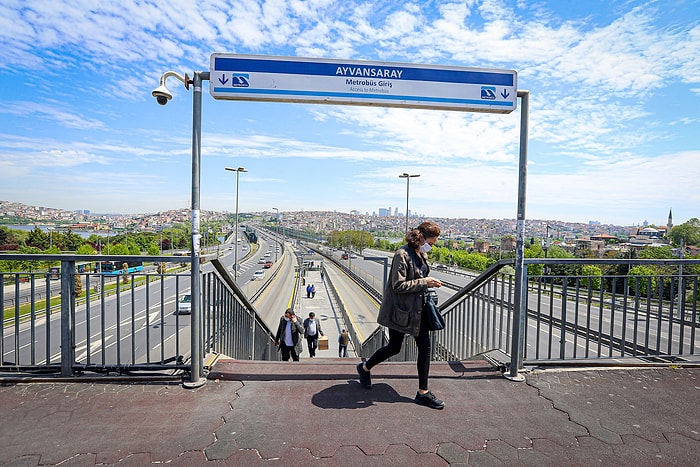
[0,0,698,227]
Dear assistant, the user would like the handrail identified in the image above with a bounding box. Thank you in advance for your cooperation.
[439,259,514,311]
[209,258,275,336]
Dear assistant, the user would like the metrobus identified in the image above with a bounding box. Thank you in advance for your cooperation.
[100,261,144,275]
[48,261,96,280]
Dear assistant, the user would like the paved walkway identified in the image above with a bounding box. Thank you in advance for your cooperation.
[296,265,357,359]
[0,361,698,465]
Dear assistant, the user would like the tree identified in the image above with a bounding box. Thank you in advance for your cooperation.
[76,244,96,255]
[26,227,48,249]
[74,271,83,296]
[109,243,130,255]
[42,245,61,270]
[669,218,700,247]
[628,266,657,296]
[122,262,130,284]
[581,265,602,290]
[639,246,673,259]
[351,230,374,253]
[61,229,85,251]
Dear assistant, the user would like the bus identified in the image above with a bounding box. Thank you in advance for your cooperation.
[100,261,144,275]
[48,261,96,280]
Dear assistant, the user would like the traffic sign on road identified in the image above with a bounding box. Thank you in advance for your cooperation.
[210,54,517,113]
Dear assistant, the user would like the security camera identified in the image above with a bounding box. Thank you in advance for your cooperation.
[151,85,172,105]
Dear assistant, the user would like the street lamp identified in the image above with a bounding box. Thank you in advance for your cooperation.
[399,173,420,234]
[272,207,279,262]
[153,69,208,389]
[225,166,247,280]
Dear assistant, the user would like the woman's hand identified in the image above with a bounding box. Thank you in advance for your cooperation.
[426,277,442,288]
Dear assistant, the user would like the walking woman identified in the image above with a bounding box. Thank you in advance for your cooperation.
[356,221,445,409]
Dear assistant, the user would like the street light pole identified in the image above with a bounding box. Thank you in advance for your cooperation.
[273,207,279,262]
[399,173,420,234]
[225,166,247,281]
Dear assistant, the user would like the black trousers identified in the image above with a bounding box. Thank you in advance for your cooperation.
[306,336,318,356]
[280,343,300,361]
[365,310,431,390]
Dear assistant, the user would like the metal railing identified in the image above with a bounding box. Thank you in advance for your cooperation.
[205,259,279,361]
[3,253,699,381]
[1,254,279,379]
[359,258,700,373]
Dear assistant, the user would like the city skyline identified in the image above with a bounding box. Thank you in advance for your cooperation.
[1,198,682,234]
[1,1,698,226]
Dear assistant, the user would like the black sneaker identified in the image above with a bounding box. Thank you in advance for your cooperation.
[414,391,445,410]
[356,362,372,389]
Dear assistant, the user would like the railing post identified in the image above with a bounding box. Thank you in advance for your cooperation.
[60,259,76,376]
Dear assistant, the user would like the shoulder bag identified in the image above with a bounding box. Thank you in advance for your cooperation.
[406,247,445,331]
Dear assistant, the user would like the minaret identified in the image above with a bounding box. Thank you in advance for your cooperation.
[667,208,673,243]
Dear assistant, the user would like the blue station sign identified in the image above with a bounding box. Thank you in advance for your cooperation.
[210,54,517,114]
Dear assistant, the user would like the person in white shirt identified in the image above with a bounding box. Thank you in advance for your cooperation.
[274,308,304,361]
[303,312,324,357]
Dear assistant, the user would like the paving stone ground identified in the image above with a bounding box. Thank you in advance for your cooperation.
[0,360,698,465]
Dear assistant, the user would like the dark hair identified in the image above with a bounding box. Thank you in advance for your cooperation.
[309,312,315,317]
[285,308,294,315]
[405,221,441,249]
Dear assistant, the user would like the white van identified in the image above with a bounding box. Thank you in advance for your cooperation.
[252,270,265,280]
[177,294,192,314]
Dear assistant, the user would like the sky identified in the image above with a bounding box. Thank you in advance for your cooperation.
[0,0,698,228]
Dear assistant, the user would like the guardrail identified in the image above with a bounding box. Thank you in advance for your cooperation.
[1,254,281,379]
[359,258,700,372]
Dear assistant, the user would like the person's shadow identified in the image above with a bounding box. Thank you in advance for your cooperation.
[311,381,414,409]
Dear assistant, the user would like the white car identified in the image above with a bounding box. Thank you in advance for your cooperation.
[258,257,266,264]
[252,270,265,280]
[177,293,192,314]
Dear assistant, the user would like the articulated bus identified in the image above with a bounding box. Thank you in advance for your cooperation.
[48,261,96,280]
[100,261,144,275]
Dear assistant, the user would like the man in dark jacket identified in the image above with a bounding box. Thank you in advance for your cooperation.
[274,308,304,361]
[303,312,324,357]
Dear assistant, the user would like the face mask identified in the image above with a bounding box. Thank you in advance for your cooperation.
[420,243,432,253]
[284,316,290,321]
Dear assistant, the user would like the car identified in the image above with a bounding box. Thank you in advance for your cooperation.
[264,252,271,257]
[350,254,358,259]
[341,253,349,260]
[252,270,265,280]
[263,260,273,268]
[258,257,266,264]
[177,293,192,314]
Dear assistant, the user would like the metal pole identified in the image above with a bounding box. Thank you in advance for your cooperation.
[273,207,279,262]
[186,70,209,389]
[60,259,76,376]
[405,176,410,233]
[507,90,529,382]
[224,167,247,280]
[678,238,684,318]
[235,170,240,280]
[399,173,419,233]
